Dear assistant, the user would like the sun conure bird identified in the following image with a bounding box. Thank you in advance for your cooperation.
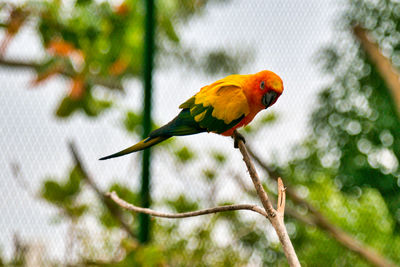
[100,70,283,160]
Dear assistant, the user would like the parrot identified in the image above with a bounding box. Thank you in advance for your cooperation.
[100,70,283,160]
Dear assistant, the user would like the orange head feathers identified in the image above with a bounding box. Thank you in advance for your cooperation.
[242,70,284,113]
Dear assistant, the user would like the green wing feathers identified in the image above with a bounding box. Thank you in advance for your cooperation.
[181,83,249,133]
[179,96,195,109]
[149,109,206,137]
[189,102,244,133]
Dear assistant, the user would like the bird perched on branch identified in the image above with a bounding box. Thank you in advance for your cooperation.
[100,70,283,160]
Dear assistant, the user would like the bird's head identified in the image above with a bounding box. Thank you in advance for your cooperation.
[248,70,283,110]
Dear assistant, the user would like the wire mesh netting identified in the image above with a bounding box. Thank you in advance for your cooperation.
[1,0,400,266]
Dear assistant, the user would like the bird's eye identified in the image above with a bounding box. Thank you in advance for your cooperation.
[260,81,265,90]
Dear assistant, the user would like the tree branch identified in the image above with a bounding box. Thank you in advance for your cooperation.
[233,131,301,267]
[0,58,123,90]
[68,141,136,239]
[247,145,398,267]
[353,25,400,117]
[106,191,268,218]
[234,132,276,217]
[105,133,300,267]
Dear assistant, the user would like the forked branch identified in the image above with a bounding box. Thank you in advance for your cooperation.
[107,131,300,267]
[233,131,300,267]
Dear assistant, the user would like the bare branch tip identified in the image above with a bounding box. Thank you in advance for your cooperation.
[277,177,284,186]
[277,177,286,218]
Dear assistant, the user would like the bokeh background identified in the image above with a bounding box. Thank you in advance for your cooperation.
[1,0,400,266]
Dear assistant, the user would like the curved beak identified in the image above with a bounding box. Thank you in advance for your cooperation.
[262,91,278,109]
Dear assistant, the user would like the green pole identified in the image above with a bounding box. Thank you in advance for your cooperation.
[139,0,155,243]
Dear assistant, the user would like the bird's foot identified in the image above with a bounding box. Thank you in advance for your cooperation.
[232,130,246,149]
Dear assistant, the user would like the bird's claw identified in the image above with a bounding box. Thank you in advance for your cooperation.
[232,130,246,149]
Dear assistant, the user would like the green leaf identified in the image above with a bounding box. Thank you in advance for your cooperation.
[160,16,180,43]
[174,146,195,163]
[124,110,142,135]
[240,231,262,247]
[99,209,120,229]
[65,204,88,218]
[41,180,66,204]
[56,89,112,118]
[211,151,226,165]
[75,0,92,5]
[260,111,277,124]
[65,166,83,196]
[123,110,159,136]
[40,166,83,205]
[202,168,216,181]
[166,195,198,213]
[55,96,80,117]
[82,90,112,117]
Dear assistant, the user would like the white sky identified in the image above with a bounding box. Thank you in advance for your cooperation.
[0,0,343,261]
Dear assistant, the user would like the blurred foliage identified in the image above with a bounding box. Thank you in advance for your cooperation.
[3,0,400,266]
[41,166,88,219]
[100,183,140,229]
[166,194,199,212]
[0,0,246,118]
[308,0,400,227]
[243,111,278,133]
[0,0,262,266]
[270,0,400,265]
[174,145,196,163]
[123,109,159,136]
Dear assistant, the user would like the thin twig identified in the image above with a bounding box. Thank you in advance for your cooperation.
[68,141,136,239]
[247,145,398,267]
[231,173,314,225]
[106,191,268,218]
[277,178,286,218]
[9,162,36,198]
[233,130,300,267]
